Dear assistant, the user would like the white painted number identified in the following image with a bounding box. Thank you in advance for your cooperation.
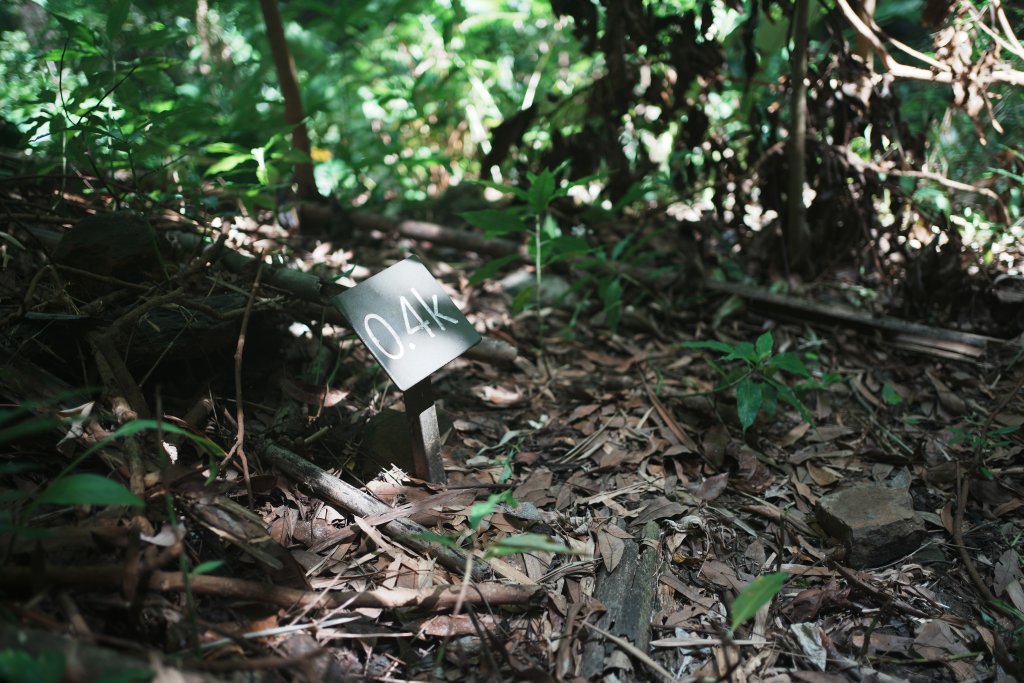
[400,296,435,337]
[363,313,404,360]
[411,288,459,331]
[362,288,461,362]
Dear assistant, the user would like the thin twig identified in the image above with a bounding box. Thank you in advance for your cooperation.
[828,562,933,619]
[224,257,264,507]
[583,621,686,683]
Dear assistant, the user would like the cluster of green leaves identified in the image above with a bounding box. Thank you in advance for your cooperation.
[683,331,836,432]
[464,167,664,333]
[422,488,574,562]
[0,410,221,541]
[0,0,592,208]
[949,421,1020,453]
[0,648,151,683]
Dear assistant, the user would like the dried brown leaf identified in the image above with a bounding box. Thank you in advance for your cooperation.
[631,496,686,527]
[596,528,626,572]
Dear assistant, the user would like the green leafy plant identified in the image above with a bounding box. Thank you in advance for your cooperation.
[949,420,1020,454]
[2,416,225,543]
[420,488,576,563]
[682,331,834,431]
[465,167,593,312]
[730,571,788,633]
[463,168,669,335]
[0,650,65,683]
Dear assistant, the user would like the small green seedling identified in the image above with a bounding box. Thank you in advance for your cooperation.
[882,383,903,406]
[730,571,788,633]
[418,488,577,564]
[682,331,828,431]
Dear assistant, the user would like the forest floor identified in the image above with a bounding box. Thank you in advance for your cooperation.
[1,188,1023,683]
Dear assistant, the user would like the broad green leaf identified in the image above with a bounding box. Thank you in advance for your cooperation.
[599,276,623,333]
[484,532,577,559]
[611,235,632,261]
[510,286,534,314]
[735,378,762,432]
[730,572,788,632]
[469,491,516,530]
[106,0,132,39]
[36,473,144,507]
[724,341,758,364]
[460,209,526,236]
[769,352,811,378]
[755,331,773,359]
[205,153,253,176]
[203,142,247,155]
[191,560,225,575]
[545,235,592,262]
[882,383,903,405]
[539,213,560,240]
[526,168,556,214]
[775,382,814,424]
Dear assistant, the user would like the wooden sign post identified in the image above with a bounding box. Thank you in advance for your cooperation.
[332,257,481,483]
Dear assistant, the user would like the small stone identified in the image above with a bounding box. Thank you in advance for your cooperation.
[815,483,927,568]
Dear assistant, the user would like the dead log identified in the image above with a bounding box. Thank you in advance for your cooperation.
[705,280,1002,361]
[349,211,524,258]
[580,521,661,679]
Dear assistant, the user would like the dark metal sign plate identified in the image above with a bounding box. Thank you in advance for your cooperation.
[332,257,482,390]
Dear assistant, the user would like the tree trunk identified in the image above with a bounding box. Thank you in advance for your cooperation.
[259,0,319,203]
[786,0,811,272]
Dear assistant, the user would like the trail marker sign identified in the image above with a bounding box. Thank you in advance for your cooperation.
[332,257,481,483]
[332,257,481,391]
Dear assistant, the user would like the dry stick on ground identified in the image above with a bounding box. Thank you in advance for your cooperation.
[828,563,933,619]
[261,442,535,584]
[224,258,264,507]
[0,565,538,611]
[582,622,684,683]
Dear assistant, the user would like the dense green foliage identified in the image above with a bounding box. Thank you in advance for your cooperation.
[1,0,1021,287]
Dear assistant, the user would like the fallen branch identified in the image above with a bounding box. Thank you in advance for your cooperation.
[261,441,536,584]
[0,564,539,611]
[828,562,933,619]
[349,211,524,258]
[705,280,1002,361]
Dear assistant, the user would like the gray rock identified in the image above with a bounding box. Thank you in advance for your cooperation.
[815,483,927,568]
